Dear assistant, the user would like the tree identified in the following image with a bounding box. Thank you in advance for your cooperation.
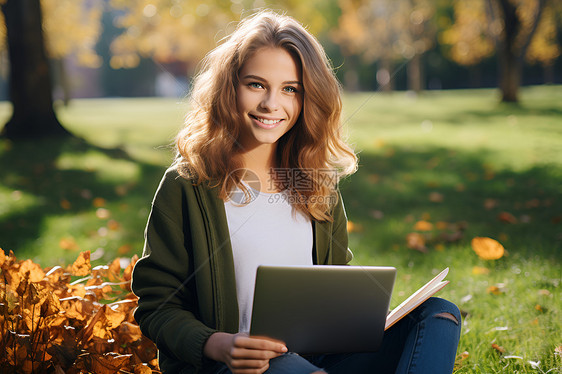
[332,0,436,92]
[442,0,559,102]
[0,0,69,139]
[107,0,332,74]
[0,0,103,139]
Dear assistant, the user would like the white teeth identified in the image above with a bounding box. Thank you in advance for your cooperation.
[255,116,281,125]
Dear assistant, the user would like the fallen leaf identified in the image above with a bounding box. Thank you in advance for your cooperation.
[555,346,562,356]
[406,233,427,253]
[429,192,444,203]
[134,363,153,374]
[492,343,506,354]
[498,212,517,224]
[107,220,121,231]
[414,220,433,231]
[471,237,505,260]
[525,198,540,208]
[118,244,132,255]
[60,199,72,210]
[484,198,498,210]
[59,237,80,251]
[68,251,91,276]
[487,286,503,295]
[93,197,106,208]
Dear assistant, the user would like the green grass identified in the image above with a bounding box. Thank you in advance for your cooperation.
[1,86,561,372]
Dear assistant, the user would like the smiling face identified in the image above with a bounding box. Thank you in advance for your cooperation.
[236,47,303,152]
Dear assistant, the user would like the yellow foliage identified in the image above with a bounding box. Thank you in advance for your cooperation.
[440,0,494,66]
[332,0,435,62]
[41,0,103,67]
[442,0,560,67]
[525,5,560,65]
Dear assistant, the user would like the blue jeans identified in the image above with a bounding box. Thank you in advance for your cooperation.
[211,298,461,374]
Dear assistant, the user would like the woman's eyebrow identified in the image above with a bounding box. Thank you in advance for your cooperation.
[242,74,302,85]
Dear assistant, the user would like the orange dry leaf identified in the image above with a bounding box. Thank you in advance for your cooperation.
[107,220,121,231]
[134,363,153,374]
[414,220,433,231]
[60,199,72,210]
[484,198,498,210]
[69,251,91,276]
[19,259,46,282]
[93,197,106,208]
[429,192,444,203]
[491,343,506,354]
[471,237,505,260]
[487,286,503,295]
[59,237,80,251]
[87,352,132,373]
[406,232,427,253]
[0,250,159,373]
[118,244,132,255]
[498,212,517,224]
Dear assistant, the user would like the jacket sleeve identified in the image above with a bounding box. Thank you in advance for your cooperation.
[332,189,354,265]
[131,172,216,370]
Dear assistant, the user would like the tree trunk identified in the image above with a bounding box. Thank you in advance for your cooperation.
[407,52,424,93]
[497,0,520,103]
[0,0,70,139]
[498,43,521,102]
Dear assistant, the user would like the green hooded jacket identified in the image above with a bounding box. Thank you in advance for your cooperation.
[131,168,353,373]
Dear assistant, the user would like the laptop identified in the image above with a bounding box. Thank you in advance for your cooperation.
[249,265,396,354]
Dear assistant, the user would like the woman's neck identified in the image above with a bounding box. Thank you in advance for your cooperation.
[239,144,279,193]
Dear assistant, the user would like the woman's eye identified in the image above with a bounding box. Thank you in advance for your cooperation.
[284,86,298,93]
[249,82,263,89]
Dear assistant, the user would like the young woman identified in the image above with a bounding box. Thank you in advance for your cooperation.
[131,10,461,374]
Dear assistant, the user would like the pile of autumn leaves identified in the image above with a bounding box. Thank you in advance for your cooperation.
[0,249,159,373]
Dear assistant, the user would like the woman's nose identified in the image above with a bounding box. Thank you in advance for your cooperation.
[259,91,280,111]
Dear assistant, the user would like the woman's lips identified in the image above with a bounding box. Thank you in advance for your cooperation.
[250,114,284,129]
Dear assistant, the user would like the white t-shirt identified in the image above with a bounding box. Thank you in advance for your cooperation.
[224,187,313,333]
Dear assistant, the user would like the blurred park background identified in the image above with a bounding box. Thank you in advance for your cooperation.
[0,0,561,372]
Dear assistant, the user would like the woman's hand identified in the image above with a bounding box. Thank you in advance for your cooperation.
[204,332,288,374]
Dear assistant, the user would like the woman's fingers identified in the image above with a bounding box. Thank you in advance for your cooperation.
[225,333,287,374]
[233,334,287,353]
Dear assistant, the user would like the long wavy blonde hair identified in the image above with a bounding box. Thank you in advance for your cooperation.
[175,10,357,221]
